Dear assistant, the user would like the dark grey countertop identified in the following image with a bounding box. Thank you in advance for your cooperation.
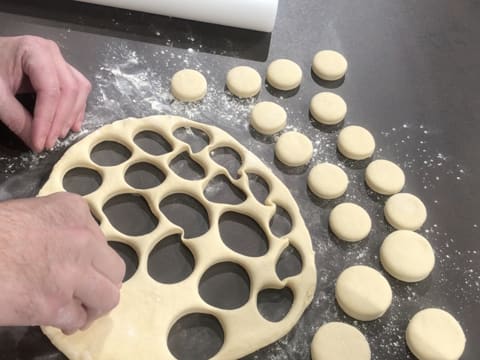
[0,0,479,359]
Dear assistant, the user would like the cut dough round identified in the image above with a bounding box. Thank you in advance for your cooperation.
[171,69,207,102]
[250,101,287,135]
[337,126,375,160]
[275,131,313,167]
[329,203,371,242]
[266,59,303,91]
[308,163,348,200]
[406,308,466,360]
[384,193,427,230]
[310,92,347,125]
[380,230,435,282]
[335,265,392,321]
[365,159,405,195]
[311,322,371,360]
[226,66,262,98]
[312,50,348,81]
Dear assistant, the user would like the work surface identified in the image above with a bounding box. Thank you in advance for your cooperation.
[0,0,479,359]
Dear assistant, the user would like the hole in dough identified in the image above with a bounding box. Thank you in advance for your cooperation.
[125,162,165,189]
[173,126,210,153]
[203,175,246,205]
[257,287,293,322]
[147,234,195,284]
[269,206,293,237]
[107,241,139,282]
[199,262,250,310]
[169,151,205,180]
[62,167,102,196]
[103,194,158,236]
[209,146,243,179]
[134,130,172,156]
[247,173,270,204]
[276,245,303,280]
[90,141,131,166]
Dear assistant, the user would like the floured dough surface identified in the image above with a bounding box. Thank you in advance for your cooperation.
[250,101,287,135]
[308,163,348,200]
[312,50,348,81]
[329,203,371,242]
[311,322,371,360]
[365,159,405,195]
[335,265,392,321]
[171,69,207,102]
[226,66,262,98]
[266,59,303,91]
[337,126,375,160]
[380,230,435,282]
[275,131,313,167]
[310,92,347,125]
[406,308,466,360]
[38,115,317,360]
[384,192,427,230]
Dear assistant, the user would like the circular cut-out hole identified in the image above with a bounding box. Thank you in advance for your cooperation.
[276,245,303,280]
[210,147,242,179]
[148,234,195,284]
[125,162,165,189]
[103,194,158,236]
[247,173,270,204]
[167,313,224,360]
[204,175,246,205]
[63,167,102,196]
[169,152,205,180]
[160,194,209,239]
[199,262,250,310]
[219,212,268,257]
[257,287,294,322]
[90,141,131,166]
[134,130,172,156]
[269,206,293,237]
[108,241,138,282]
[174,127,210,153]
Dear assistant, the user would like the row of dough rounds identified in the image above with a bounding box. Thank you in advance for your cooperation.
[169,51,466,359]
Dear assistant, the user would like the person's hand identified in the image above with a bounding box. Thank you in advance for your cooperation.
[0,192,125,334]
[0,36,92,152]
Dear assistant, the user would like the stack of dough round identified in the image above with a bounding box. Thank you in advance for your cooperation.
[266,59,303,91]
[171,69,207,102]
[384,193,427,230]
[337,126,375,160]
[312,50,348,81]
[310,92,347,125]
[250,101,287,135]
[275,131,313,167]
[365,159,405,195]
[308,163,348,200]
[329,203,371,242]
[226,66,262,98]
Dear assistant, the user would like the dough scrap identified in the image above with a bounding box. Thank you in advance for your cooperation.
[275,131,313,167]
[308,163,348,200]
[365,159,405,195]
[311,322,371,360]
[384,192,427,230]
[226,66,262,98]
[337,126,375,160]
[38,115,317,360]
[250,101,287,135]
[312,50,348,81]
[329,203,371,242]
[380,230,435,282]
[335,265,392,321]
[266,59,303,91]
[171,69,207,102]
[406,308,466,360]
[310,92,347,125]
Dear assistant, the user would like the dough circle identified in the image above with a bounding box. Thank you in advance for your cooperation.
[310,92,347,125]
[226,65,262,98]
[275,131,313,167]
[384,192,427,230]
[329,203,371,242]
[406,308,466,360]
[266,59,303,91]
[38,115,317,360]
[312,50,348,81]
[335,265,392,321]
[308,163,348,200]
[337,126,375,160]
[250,101,287,135]
[380,230,435,282]
[311,322,371,360]
[170,69,207,102]
[365,159,405,195]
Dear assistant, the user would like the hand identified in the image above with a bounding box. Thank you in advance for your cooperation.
[0,192,125,334]
[0,36,92,152]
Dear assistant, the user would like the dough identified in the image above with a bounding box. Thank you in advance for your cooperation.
[226,66,262,98]
[406,308,466,360]
[337,126,375,160]
[384,192,427,230]
[39,115,317,360]
[170,69,207,102]
[335,265,392,321]
[311,322,371,360]
[250,101,287,135]
[308,163,348,200]
[312,50,348,81]
[329,203,371,242]
[266,59,303,91]
[275,131,313,167]
[310,92,347,125]
[380,230,435,282]
[365,159,405,195]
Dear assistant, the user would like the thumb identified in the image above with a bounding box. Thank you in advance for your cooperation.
[0,86,33,150]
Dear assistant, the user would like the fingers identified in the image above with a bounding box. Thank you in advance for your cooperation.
[53,298,88,335]
[68,65,91,133]
[0,86,33,147]
[92,244,126,287]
